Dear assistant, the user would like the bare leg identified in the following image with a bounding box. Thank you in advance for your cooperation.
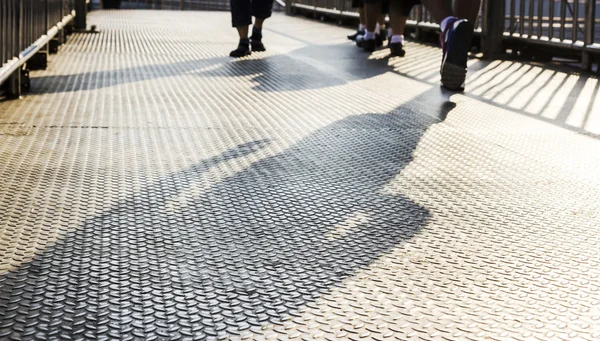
[388,0,407,36]
[364,2,382,32]
[419,0,480,24]
[418,0,452,23]
[378,14,386,28]
[359,6,366,26]
[236,26,249,39]
[453,0,480,23]
[254,17,265,29]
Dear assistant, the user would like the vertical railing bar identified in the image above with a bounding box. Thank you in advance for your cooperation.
[572,0,579,42]
[536,0,543,37]
[510,0,516,34]
[559,0,566,40]
[548,0,554,39]
[528,0,534,37]
[519,0,525,36]
[582,0,596,69]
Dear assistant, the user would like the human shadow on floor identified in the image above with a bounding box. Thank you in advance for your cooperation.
[29,43,391,95]
[0,99,453,339]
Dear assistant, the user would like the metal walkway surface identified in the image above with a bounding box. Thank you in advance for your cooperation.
[1,10,600,341]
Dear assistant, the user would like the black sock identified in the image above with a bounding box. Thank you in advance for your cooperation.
[239,37,250,46]
[251,27,262,41]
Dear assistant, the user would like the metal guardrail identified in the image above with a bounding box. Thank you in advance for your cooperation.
[0,0,77,98]
[288,0,599,70]
[504,0,599,68]
[103,0,284,13]
[114,0,231,11]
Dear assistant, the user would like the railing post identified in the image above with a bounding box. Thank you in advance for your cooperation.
[481,0,505,59]
[582,0,595,70]
[414,5,423,40]
[75,0,87,30]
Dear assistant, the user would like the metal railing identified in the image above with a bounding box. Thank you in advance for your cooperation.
[0,0,76,97]
[103,0,284,12]
[110,0,231,11]
[503,0,599,68]
[288,0,600,69]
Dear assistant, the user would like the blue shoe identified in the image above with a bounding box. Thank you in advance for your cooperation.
[440,18,474,91]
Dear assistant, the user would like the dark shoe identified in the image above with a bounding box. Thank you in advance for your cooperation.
[440,18,474,91]
[250,31,265,52]
[348,30,364,41]
[251,39,266,52]
[389,42,406,57]
[362,38,376,52]
[356,34,365,48]
[230,40,251,58]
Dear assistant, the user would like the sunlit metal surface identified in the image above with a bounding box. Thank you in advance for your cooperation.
[1,10,600,341]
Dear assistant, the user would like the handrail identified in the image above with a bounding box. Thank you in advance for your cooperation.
[0,0,77,96]
[0,12,75,86]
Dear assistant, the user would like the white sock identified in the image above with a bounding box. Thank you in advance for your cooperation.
[390,35,404,44]
[359,24,366,31]
[364,30,375,40]
[375,23,381,34]
[440,16,456,31]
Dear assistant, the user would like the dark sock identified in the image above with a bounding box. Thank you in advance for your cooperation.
[251,27,262,41]
[239,37,250,46]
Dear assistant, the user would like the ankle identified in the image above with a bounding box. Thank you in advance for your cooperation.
[364,30,375,40]
[251,27,262,40]
[390,35,404,44]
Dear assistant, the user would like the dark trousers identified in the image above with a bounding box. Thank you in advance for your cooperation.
[231,0,275,27]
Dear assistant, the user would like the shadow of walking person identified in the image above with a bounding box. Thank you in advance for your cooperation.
[0,105,450,339]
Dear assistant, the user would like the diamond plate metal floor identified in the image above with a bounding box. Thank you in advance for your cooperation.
[1,10,600,341]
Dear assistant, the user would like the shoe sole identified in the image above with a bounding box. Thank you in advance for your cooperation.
[230,51,251,58]
[440,21,473,91]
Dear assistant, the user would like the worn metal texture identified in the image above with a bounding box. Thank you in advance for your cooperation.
[1,10,600,341]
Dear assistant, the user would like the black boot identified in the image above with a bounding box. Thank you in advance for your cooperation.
[362,38,376,52]
[230,38,251,58]
[250,28,266,52]
[389,42,406,57]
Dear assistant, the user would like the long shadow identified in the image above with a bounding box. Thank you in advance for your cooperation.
[0,97,453,339]
[30,42,394,95]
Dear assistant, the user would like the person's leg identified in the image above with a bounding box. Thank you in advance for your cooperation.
[388,0,410,56]
[419,0,481,90]
[361,0,382,52]
[250,0,274,52]
[348,2,366,40]
[418,0,452,23]
[378,0,388,44]
[230,0,253,57]
[453,0,480,24]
